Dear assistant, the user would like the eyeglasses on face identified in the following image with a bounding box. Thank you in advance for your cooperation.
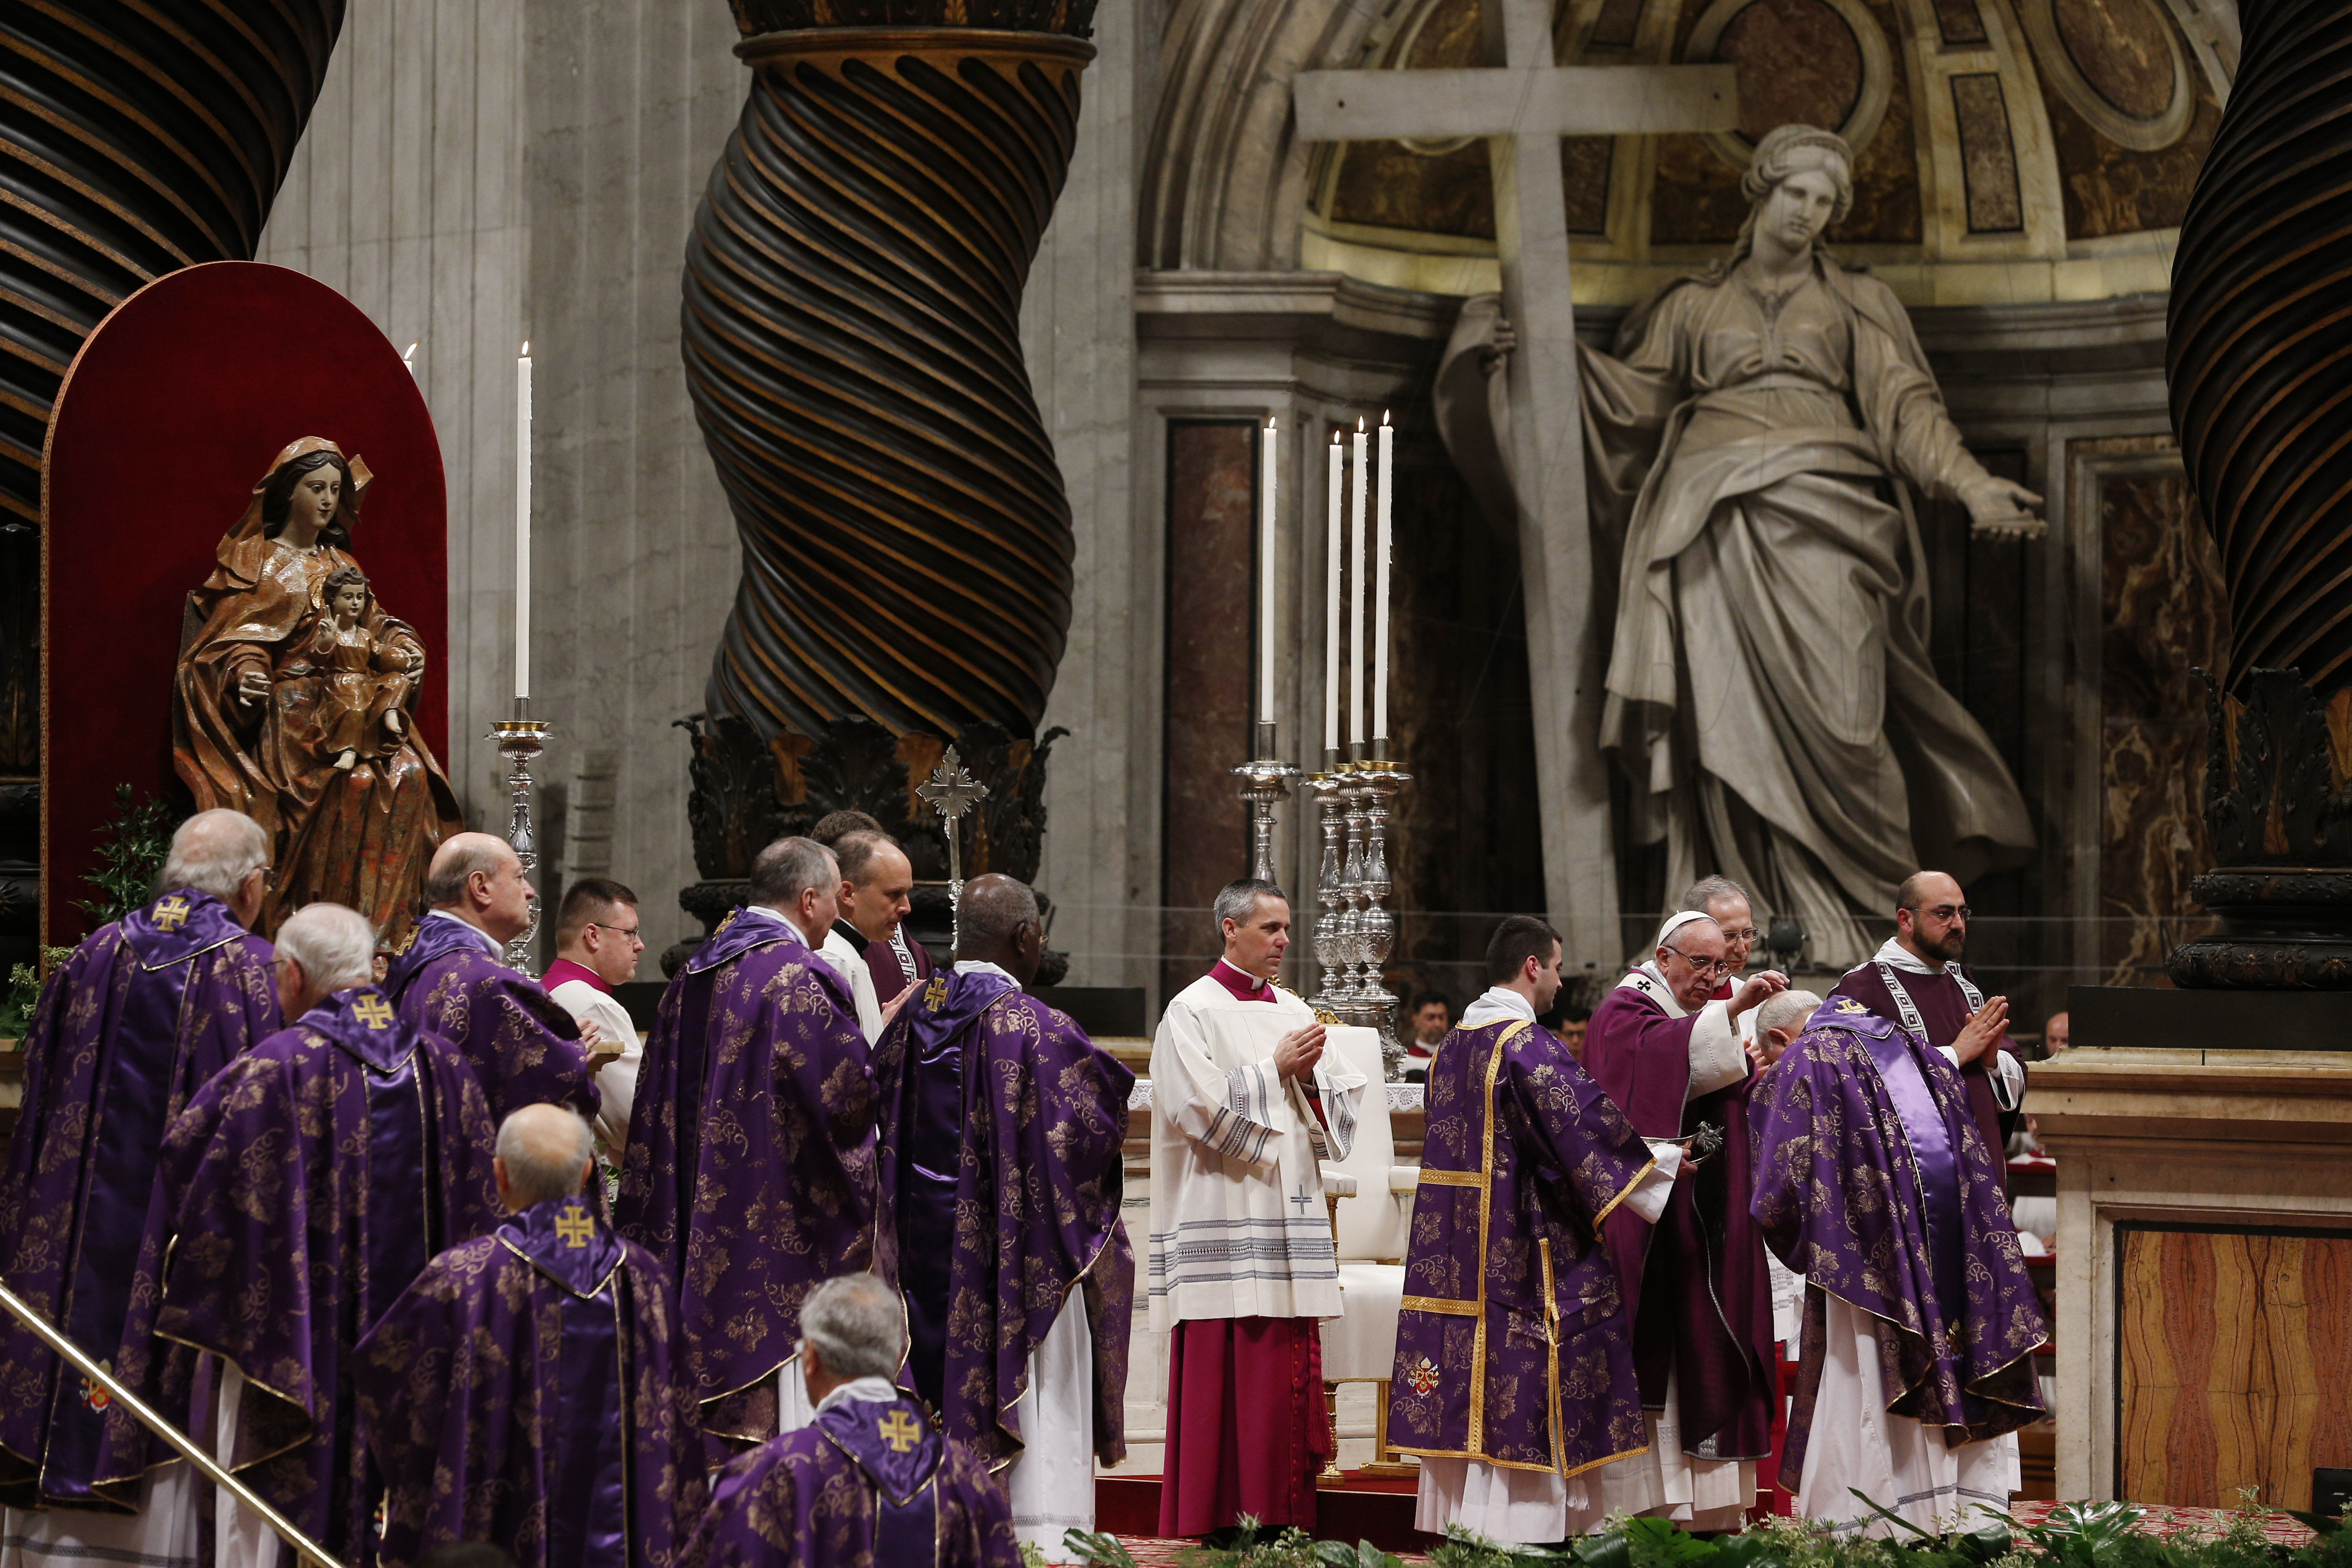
[587,921,644,945]
[1911,905,1972,922]
[1662,944,1737,978]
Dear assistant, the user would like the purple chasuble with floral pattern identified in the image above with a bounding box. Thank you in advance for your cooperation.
[1581,980,1776,1460]
[1387,1018,1655,1475]
[873,968,1134,1465]
[0,888,278,1509]
[353,1195,706,1568]
[384,912,599,1124]
[1748,998,2046,1486]
[686,1391,1019,1568]
[614,907,883,1444]
[146,985,502,1562]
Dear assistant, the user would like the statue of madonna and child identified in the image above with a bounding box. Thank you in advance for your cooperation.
[171,437,462,947]
[1438,124,2039,970]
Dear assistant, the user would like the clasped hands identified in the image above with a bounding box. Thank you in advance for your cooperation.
[1274,1023,1328,1083]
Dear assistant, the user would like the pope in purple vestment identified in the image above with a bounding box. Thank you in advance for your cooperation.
[1748,996,2045,1487]
[1582,954,1777,1468]
[0,884,278,1509]
[384,909,600,1124]
[147,981,502,1562]
[1387,1012,1656,1476]
[354,1191,706,1568]
[872,959,1134,1465]
[685,1382,1018,1568]
[616,906,883,1444]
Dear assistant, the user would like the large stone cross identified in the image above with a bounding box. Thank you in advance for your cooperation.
[1294,5,1737,966]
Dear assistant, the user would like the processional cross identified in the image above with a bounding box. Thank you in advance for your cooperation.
[915,746,989,956]
[1294,9,1737,967]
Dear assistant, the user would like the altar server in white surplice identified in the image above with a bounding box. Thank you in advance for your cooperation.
[1150,879,1368,1538]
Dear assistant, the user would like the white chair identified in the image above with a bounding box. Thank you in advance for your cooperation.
[1315,1024,1420,1474]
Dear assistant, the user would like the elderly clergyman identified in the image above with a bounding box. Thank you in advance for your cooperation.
[148,902,501,1568]
[0,810,280,1568]
[687,1272,1018,1568]
[1149,878,1366,1537]
[383,831,605,1123]
[356,1104,706,1568]
[617,836,882,1446]
[875,873,1132,1559]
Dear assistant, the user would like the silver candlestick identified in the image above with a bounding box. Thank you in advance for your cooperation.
[1353,749,1411,1078]
[916,745,989,958]
[491,715,552,973]
[1308,764,1347,1012]
[1230,719,1300,883]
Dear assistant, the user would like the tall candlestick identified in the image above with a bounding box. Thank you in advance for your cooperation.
[1325,432,1342,753]
[514,342,532,702]
[1373,412,1394,741]
[1259,416,1277,728]
[1349,417,1367,748]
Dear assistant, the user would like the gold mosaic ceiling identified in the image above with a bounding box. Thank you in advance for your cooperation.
[1301,0,2224,303]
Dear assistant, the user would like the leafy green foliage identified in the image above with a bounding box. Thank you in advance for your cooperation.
[75,785,185,927]
[0,946,71,1039]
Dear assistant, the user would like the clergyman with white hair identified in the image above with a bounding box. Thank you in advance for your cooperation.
[615,835,880,1446]
[1579,911,1789,1528]
[0,809,281,1567]
[1747,988,1825,1362]
[690,1272,1018,1568]
[356,1104,707,1568]
[144,901,500,1568]
[1145,877,1366,1537]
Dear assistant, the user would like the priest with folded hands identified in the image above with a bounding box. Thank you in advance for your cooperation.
[874,873,1133,1559]
[355,1103,706,1568]
[148,902,501,1568]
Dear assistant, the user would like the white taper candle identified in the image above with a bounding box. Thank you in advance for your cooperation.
[1349,417,1367,747]
[1259,416,1277,727]
[1325,432,1342,753]
[515,343,532,701]
[1374,412,1394,740]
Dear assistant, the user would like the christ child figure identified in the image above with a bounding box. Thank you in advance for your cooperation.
[307,567,408,770]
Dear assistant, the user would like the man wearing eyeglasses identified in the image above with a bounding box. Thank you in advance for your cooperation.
[1581,911,1787,1529]
[1827,870,2024,1172]
[545,877,647,1159]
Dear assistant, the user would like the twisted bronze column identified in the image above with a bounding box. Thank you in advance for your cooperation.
[2166,0,2352,985]
[675,0,1095,965]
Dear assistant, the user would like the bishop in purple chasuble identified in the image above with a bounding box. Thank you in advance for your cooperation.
[145,985,502,1562]
[1582,974,1776,1462]
[873,965,1134,1463]
[0,888,279,1509]
[383,911,600,1125]
[1387,1017,1656,1476]
[685,1385,1019,1568]
[614,908,883,1445]
[1747,998,2045,1489]
[353,1194,706,1568]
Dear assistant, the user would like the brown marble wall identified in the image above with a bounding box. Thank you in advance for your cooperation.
[2088,439,2229,985]
[1162,422,1258,995]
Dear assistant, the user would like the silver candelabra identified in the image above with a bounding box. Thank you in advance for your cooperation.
[1229,720,1300,883]
[491,714,552,973]
[1307,746,1412,1078]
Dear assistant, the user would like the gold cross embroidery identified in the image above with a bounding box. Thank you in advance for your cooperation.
[924,975,949,1009]
[554,1206,595,1249]
[877,1409,921,1452]
[151,896,190,931]
[1834,997,1868,1015]
[353,995,397,1031]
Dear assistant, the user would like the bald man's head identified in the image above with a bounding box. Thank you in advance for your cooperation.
[494,1104,597,1211]
[1895,870,1969,964]
[956,873,1044,985]
[424,833,535,944]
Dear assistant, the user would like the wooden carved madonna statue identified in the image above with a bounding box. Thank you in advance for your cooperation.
[171,437,461,944]
[1439,124,2038,969]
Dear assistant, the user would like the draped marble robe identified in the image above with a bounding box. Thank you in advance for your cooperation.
[383,911,600,1125]
[686,1378,1018,1568]
[1580,965,1775,1528]
[353,1195,706,1568]
[873,962,1133,1557]
[0,888,278,1568]
[615,907,883,1446]
[146,985,501,1565]
[1829,941,2024,1185]
[1748,997,2045,1533]
[1388,990,1674,1543]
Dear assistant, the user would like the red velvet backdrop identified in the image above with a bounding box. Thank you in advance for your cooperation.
[43,261,448,945]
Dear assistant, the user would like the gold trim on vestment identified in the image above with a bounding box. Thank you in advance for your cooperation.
[496,1232,624,1301]
[1540,1236,1562,1473]
[1416,1169,1483,1188]
[1589,1157,1658,1230]
[1466,1019,1530,1451]
[1399,1295,1480,1316]
[1389,1440,1653,1477]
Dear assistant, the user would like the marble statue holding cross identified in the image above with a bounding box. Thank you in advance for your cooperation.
[1432,123,2039,970]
